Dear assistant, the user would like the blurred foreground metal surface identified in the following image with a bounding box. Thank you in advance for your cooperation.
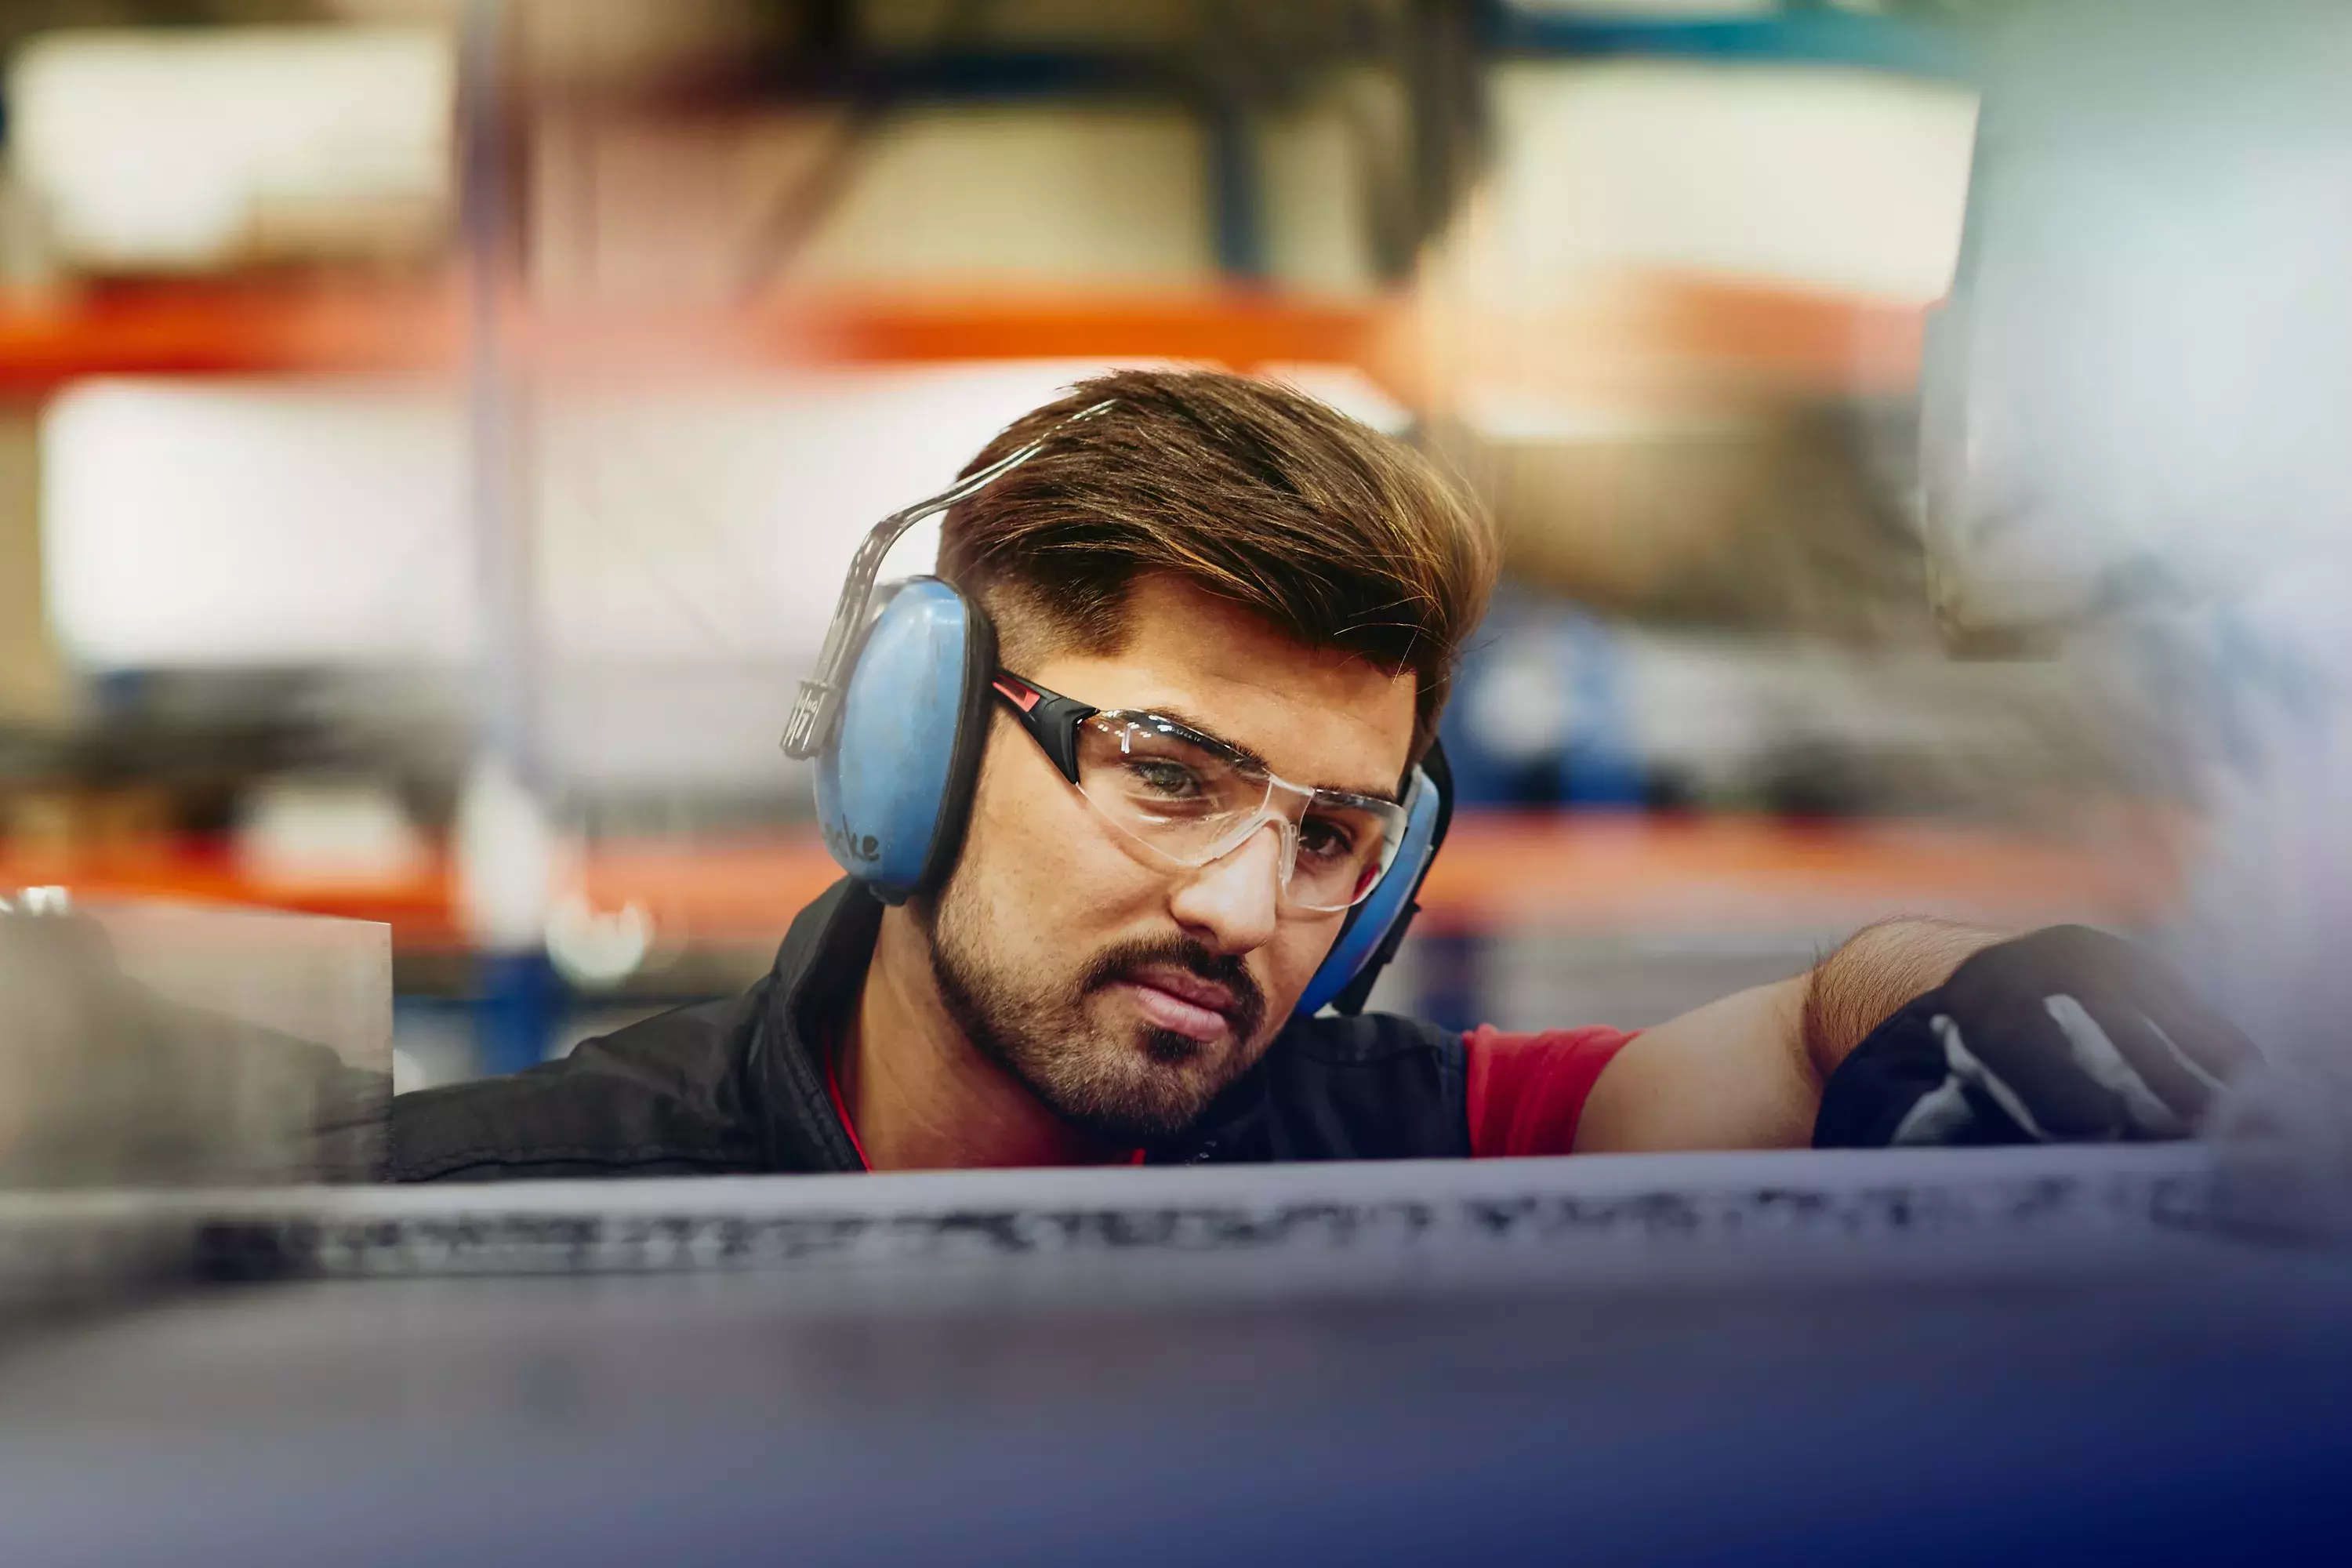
[1,1145,2346,1566]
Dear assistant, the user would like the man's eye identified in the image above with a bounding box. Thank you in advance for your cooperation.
[1298,817,1359,862]
[1126,758,1204,798]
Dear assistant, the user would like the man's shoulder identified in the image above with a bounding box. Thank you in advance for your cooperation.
[388,987,773,1181]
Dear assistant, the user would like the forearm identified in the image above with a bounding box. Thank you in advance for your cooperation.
[1573,916,2009,1154]
[1798,917,2006,1082]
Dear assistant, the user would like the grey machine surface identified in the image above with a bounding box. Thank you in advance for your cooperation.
[1,1145,2345,1566]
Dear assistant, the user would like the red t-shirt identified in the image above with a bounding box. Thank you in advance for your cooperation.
[1462,1025,1640,1157]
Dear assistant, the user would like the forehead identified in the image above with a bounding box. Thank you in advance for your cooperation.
[1018,575,1417,800]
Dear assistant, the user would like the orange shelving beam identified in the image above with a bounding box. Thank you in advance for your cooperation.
[0,281,1392,392]
[0,280,463,390]
[0,814,2183,959]
[0,278,1921,400]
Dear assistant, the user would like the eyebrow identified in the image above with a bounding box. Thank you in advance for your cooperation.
[1138,706,1403,806]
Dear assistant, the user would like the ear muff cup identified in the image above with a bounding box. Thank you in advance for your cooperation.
[814,577,999,904]
[1291,739,1454,1018]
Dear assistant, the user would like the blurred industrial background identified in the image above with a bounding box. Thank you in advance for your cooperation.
[0,0,2249,1085]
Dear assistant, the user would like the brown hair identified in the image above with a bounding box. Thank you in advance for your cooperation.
[938,368,1497,760]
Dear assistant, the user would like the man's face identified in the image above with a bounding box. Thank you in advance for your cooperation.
[926,574,1419,1145]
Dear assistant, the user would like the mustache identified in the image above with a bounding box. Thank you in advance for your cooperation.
[1081,936,1268,1042]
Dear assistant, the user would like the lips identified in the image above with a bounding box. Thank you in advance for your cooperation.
[1127,966,1235,1015]
[1118,967,1236,1042]
[1081,938,1267,1050]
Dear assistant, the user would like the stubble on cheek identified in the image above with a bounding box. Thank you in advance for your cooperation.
[926,872,1284,1145]
[922,746,1308,1143]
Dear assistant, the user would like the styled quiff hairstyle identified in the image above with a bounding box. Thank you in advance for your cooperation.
[938,368,1497,760]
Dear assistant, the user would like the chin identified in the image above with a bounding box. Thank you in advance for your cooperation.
[1032,1025,1242,1146]
[1138,1025,1209,1068]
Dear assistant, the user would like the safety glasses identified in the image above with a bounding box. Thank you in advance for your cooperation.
[990,670,1409,913]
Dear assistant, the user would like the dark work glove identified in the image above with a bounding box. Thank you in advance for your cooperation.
[1813,925,2263,1148]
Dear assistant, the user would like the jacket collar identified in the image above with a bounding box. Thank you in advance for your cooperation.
[750,877,884,1172]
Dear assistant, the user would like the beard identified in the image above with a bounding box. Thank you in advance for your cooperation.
[924,886,1270,1147]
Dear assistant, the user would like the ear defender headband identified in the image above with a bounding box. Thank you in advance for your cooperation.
[781,398,1451,1018]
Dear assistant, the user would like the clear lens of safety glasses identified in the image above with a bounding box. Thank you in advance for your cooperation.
[1069,713,1406,912]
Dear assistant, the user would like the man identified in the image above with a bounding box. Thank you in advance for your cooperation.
[388,369,2256,1180]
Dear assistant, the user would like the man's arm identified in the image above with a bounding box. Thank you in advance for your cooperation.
[1572,918,2003,1153]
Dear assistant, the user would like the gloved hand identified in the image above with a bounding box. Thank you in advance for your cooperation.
[1813,924,2262,1148]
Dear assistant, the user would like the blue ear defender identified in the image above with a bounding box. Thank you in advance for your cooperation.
[811,579,997,903]
[784,394,1450,1008]
[1291,739,1454,1018]
[785,407,1110,900]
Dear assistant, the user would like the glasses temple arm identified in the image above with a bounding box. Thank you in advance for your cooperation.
[991,672,1095,782]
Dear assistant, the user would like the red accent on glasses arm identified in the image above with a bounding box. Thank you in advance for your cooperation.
[992,675,1043,713]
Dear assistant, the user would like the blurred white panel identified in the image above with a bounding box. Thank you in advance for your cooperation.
[1258,98,1379,296]
[42,365,1112,674]
[532,361,1139,665]
[9,26,452,270]
[783,107,1212,285]
[235,778,430,893]
[538,661,808,791]
[533,361,1145,791]
[42,380,473,665]
[1470,60,1976,303]
[529,110,850,307]
[45,363,1381,790]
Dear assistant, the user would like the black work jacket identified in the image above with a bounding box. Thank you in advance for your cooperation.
[388,880,1472,1181]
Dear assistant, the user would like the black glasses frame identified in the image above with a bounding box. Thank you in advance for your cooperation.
[990,670,1295,797]
[988,670,1101,782]
[987,667,1413,913]
[989,668,1403,821]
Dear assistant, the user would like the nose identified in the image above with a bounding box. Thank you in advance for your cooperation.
[1166,819,1283,955]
